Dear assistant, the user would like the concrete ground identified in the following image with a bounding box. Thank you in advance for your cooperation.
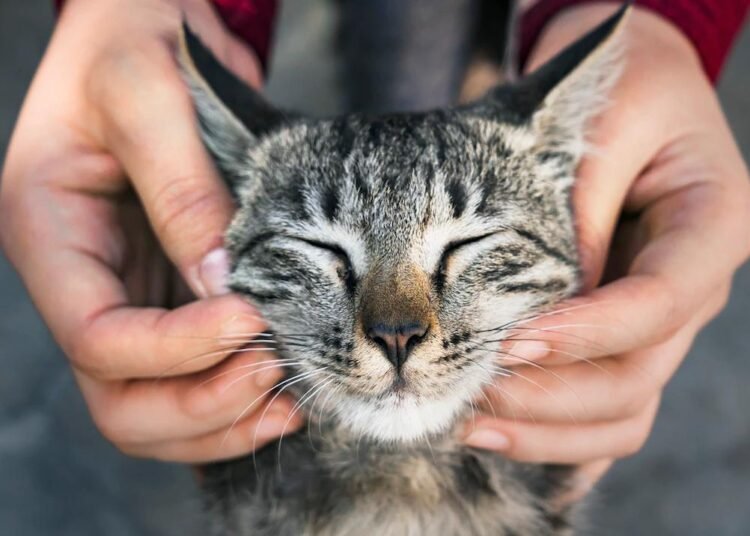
[1,1,748,534]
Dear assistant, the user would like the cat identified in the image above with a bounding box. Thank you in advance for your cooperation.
[178,4,628,535]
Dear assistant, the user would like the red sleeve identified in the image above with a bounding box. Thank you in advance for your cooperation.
[210,0,277,71]
[520,0,750,83]
[53,0,278,71]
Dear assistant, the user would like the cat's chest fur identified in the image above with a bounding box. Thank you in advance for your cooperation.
[203,426,572,536]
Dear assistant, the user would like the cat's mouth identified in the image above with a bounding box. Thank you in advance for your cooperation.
[390,375,408,393]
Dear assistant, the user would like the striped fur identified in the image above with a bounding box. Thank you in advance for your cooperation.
[179,5,628,535]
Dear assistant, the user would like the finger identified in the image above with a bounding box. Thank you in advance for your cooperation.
[90,43,235,297]
[506,251,736,367]
[75,294,270,380]
[487,319,695,424]
[463,397,660,464]
[1,177,261,381]
[487,284,727,424]
[77,348,290,444]
[122,395,303,463]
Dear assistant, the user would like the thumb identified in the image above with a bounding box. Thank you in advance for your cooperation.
[97,47,236,297]
[570,130,649,290]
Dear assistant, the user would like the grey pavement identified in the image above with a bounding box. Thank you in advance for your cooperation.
[1,1,748,534]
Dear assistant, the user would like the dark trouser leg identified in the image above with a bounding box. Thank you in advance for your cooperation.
[337,0,480,113]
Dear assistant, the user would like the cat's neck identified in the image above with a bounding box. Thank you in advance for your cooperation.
[307,414,462,458]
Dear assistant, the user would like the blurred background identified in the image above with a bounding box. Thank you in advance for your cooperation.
[1,1,748,534]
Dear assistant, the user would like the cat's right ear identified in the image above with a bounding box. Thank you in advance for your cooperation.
[178,23,285,189]
[475,4,629,182]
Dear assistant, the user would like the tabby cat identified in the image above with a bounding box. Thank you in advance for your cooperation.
[179,5,628,535]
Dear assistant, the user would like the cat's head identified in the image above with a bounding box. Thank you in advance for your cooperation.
[179,6,627,442]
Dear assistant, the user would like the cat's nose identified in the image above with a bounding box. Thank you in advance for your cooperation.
[366,323,428,371]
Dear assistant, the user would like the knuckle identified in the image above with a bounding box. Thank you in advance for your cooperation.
[612,362,659,419]
[618,430,648,458]
[67,330,115,381]
[67,338,101,377]
[641,273,682,340]
[88,397,127,446]
[87,389,151,448]
[150,178,223,244]
[718,285,732,311]
[656,285,680,337]
[181,366,270,421]
[180,378,225,419]
[634,424,651,453]
[616,389,651,421]
[617,409,656,459]
[707,284,732,321]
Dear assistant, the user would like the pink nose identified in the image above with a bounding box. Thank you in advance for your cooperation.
[366,323,428,370]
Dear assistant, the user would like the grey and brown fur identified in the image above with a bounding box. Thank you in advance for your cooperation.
[179,5,628,535]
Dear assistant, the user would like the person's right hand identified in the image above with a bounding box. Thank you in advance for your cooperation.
[0,0,302,462]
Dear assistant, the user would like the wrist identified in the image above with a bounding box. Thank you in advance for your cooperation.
[525,4,703,80]
[57,0,273,77]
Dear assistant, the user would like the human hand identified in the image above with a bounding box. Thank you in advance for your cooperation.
[462,4,750,498]
[0,0,301,462]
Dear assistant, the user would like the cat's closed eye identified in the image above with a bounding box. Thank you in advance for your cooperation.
[294,237,356,291]
[436,231,498,290]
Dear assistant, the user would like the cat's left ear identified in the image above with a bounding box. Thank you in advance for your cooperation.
[486,4,630,168]
[178,23,286,189]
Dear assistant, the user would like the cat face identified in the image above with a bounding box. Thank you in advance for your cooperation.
[180,7,626,442]
[222,115,581,441]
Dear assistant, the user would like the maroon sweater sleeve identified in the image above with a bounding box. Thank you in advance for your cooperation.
[520,0,750,83]
[54,0,278,71]
[210,0,277,71]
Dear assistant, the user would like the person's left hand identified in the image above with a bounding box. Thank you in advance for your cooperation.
[460,5,750,499]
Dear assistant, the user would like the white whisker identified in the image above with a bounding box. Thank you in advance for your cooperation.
[188,358,299,393]
[247,369,327,474]
[276,375,336,472]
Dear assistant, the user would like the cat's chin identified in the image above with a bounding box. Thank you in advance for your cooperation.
[338,392,466,443]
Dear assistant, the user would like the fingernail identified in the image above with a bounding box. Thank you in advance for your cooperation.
[463,429,511,451]
[197,247,230,298]
[506,340,550,362]
[220,313,263,337]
